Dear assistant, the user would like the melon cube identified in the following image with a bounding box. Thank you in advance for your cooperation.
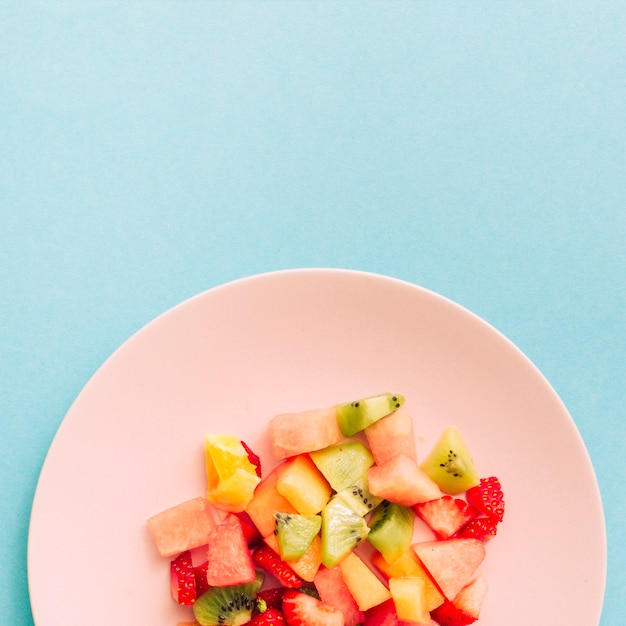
[364,411,417,465]
[147,497,217,557]
[371,550,444,613]
[338,552,391,611]
[276,454,333,514]
[368,454,443,506]
[314,565,365,626]
[413,538,485,600]
[269,406,345,459]
[389,577,430,624]
[245,467,298,538]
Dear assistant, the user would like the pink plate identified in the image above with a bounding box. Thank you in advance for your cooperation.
[28,269,606,625]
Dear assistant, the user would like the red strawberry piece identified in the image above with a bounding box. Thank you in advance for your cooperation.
[282,589,344,626]
[414,496,478,539]
[170,550,197,605]
[465,477,504,522]
[193,561,210,597]
[431,599,477,626]
[250,607,286,625]
[241,440,262,477]
[457,516,498,540]
[252,545,303,589]
[257,587,286,612]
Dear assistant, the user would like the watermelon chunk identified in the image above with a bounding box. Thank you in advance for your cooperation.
[314,565,365,626]
[147,497,217,557]
[204,516,256,586]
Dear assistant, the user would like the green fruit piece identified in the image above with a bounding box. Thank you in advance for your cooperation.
[367,500,416,563]
[420,425,480,495]
[309,440,374,492]
[335,474,383,517]
[274,512,322,561]
[335,393,405,437]
[321,495,370,568]
[193,572,263,626]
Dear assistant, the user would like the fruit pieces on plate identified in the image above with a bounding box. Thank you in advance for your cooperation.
[147,392,505,626]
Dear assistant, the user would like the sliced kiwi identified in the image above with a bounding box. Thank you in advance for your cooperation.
[309,440,374,492]
[335,392,405,436]
[335,474,383,517]
[321,495,370,568]
[420,425,480,494]
[193,572,263,626]
[274,512,322,561]
[367,500,415,563]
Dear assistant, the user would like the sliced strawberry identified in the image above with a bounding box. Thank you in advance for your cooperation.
[242,440,263,477]
[457,516,498,540]
[193,561,209,597]
[414,496,478,539]
[170,550,197,605]
[250,607,286,625]
[465,477,504,522]
[282,589,344,626]
[430,599,477,626]
[252,545,303,589]
[257,587,286,612]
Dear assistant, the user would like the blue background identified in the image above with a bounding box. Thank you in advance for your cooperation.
[1,2,623,624]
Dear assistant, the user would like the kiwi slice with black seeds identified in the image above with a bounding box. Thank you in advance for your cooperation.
[335,474,383,516]
[420,425,480,494]
[193,572,263,626]
[367,500,415,563]
[274,511,321,560]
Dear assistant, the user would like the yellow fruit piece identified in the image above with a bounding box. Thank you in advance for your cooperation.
[276,455,332,514]
[390,577,430,624]
[205,434,260,512]
[338,552,391,611]
[371,550,444,612]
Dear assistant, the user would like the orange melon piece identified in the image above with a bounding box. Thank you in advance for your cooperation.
[338,552,391,611]
[276,454,333,514]
[413,538,485,600]
[264,531,322,582]
[269,406,344,459]
[147,497,217,557]
[389,576,430,624]
[371,550,444,612]
[364,411,417,465]
[245,467,298,538]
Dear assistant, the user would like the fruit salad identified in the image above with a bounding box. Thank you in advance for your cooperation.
[147,393,505,626]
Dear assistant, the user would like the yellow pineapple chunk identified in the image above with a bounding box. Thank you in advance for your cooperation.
[276,455,332,514]
[390,577,430,624]
[338,552,391,611]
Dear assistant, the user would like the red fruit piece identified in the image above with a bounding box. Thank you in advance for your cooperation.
[234,510,263,548]
[252,545,303,589]
[205,516,256,586]
[414,496,478,539]
[465,477,504,522]
[431,599,477,626]
[170,550,197,605]
[250,607,286,625]
[257,587,286,612]
[457,516,498,540]
[241,440,263,477]
[282,589,344,626]
[193,561,209,597]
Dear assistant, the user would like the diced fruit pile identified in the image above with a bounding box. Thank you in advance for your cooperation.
[147,393,505,626]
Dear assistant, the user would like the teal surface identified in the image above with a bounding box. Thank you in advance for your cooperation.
[1,2,623,624]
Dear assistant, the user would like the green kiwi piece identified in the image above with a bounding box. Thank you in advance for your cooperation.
[274,512,322,561]
[309,440,374,492]
[419,425,480,494]
[335,474,383,517]
[321,495,370,568]
[193,572,263,626]
[335,393,405,436]
[367,500,415,563]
